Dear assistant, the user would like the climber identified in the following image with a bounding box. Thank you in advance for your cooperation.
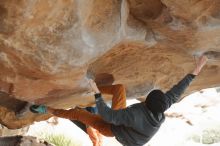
[30,55,208,146]
[71,107,103,146]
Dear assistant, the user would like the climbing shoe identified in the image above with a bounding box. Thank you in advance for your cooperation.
[30,105,47,114]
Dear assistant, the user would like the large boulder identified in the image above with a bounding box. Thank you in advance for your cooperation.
[0,0,220,129]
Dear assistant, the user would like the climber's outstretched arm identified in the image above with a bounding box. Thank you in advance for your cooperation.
[165,55,208,107]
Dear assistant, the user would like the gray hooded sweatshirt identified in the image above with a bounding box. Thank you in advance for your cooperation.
[95,74,195,146]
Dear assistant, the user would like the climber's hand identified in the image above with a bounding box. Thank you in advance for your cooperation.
[192,55,208,75]
[88,79,100,94]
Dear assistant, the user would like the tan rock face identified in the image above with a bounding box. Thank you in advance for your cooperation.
[0,0,220,128]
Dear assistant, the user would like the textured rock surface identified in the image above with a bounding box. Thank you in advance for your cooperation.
[0,91,50,129]
[0,0,220,129]
[0,136,52,146]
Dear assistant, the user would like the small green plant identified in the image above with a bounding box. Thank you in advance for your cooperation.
[40,133,81,146]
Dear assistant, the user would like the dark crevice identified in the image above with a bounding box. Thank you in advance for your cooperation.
[0,91,28,114]
[127,0,165,21]
[0,136,22,146]
[95,73,115,86]
[87,70,115,86]
[204,51,220,60]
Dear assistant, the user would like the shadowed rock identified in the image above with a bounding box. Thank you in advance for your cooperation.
[204,51,220,60]
[0,91,28,115]
[0,136,52,146]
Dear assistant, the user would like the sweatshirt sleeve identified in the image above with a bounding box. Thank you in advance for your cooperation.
[95,93,133,126]
[164,74,196,107]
